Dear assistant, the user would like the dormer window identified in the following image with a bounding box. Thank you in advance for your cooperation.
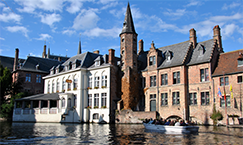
[199,44,205,55]
[69,62,72,70]
[237,53,243,67]
[50,66,55,75]
[149,56,156,66]
[72,59,81,69]
[36,64,39,70]
[95,61,100,66]
[165,50,172,61]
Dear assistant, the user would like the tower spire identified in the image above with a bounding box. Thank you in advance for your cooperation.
[120,2,137,36]
[78,33,81,54]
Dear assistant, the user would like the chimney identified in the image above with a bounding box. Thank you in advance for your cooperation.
[109,49,115,65]
[13,48,19,71]
[138,39,144,54]
[93,50,99,54]
[213,25,223,52]
[47,48,50,58]
[42,44,46,58]
[189,28,197,49]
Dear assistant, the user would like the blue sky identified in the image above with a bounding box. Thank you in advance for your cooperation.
[0,0,242,59]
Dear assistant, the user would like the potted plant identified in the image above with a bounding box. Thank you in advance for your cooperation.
[62,90,65,93]
[67,88,71,91]
[87,87,92,90]
[102,106,106,108]
[94,106,98,109]
[86,106,91,109]
[102,86,106,89]
[73,88,77,90]
[94,86,99,89]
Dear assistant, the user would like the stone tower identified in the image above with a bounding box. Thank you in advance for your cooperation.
[120,3,140,110]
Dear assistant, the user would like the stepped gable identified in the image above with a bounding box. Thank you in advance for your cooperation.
[19,56,61,73]
[212,49,243,77]
[157,40,191,69]
[187,39,215,66]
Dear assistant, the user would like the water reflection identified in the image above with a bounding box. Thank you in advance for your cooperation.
[0,122,242,144]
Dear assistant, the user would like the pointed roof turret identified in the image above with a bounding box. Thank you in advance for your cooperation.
[120,2,137,36]
[78,34,82,54]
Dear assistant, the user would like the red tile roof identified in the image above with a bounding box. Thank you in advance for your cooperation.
[212,49,243,77]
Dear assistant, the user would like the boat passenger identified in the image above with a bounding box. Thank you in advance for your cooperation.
[180,120,187,126]
[169,120,175,126]
[148,118,155,124]
[143,118,149,123]
[155,119,161,125]
[164,119,171,125]
[159,118,165,125]
[174,119,180,126]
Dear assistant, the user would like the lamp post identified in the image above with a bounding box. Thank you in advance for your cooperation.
[224,74,228,125]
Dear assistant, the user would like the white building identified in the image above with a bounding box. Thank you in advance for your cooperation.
[13,49,119,123]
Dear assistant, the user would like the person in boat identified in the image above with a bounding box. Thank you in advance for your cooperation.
[148,118,155,124]
[180,120,187,126]
[164,119,171,125]
[174,119,180,126]
[159,118,165,125]
[143,118,149,123]
[169,120,175,126]
[154,119,161,125]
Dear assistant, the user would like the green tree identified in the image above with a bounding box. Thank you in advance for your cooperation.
[0,64,12,105]
[0,92,28,118]
[210,103,223,125]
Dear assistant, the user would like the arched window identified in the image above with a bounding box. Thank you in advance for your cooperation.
[56,79,59,92]
[101,72,107,88]
[93,113,99,119]
[62,78,66,91]
[62,98,65,108]
[52,80,55,93]
[68,98,71,108]
[73,95,77,107]
[88,74,92,89]
[94,73,99,88]
[67,76,71,91]
[48,81,50,93]
[73,75,78,90]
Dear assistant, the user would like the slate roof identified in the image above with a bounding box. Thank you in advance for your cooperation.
[0,56,25,71]
[15,93,61,101]
[120,3,137,35]
[157,40,191,69]
[48,54,69,63]
[17,56,61,73]
[212,49,243,77]
[138,51,148,71]
[187,39,215,66]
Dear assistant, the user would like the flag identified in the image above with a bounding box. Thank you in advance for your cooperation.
[230,84,233,99]
[223,87,226,100]
[217,87,222,98]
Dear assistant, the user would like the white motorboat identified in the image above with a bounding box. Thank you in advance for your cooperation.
[143,123,199,134]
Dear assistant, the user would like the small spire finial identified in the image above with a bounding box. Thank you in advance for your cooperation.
[44,39,46,45]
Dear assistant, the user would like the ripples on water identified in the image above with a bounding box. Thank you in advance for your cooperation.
[0,121,242,144]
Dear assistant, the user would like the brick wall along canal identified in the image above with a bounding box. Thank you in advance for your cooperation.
[0,121,243,144]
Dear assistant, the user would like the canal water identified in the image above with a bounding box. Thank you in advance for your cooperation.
[0,121,242,144]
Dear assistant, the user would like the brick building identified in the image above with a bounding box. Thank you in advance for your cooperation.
[117,3,242,125]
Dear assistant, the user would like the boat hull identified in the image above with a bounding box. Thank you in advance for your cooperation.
[143,123,199,134]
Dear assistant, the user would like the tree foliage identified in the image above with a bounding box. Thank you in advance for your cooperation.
[0,92,28,118]
[0,64,12,105]
[210,103,223,125]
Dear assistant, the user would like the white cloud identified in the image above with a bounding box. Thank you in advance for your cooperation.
[0,2,5,7]
[185,0,202,7]
[163,9,186,17]
[0,37,5,40]
[66,0,83,14]
[98,0,115,4]
[222,24,238,38]
[0,49,3,54]
[72,8,99,30]
[109,7,126,18]
[222,2,241,10]
[15,0,64,13]
[101,1,118,10]
[6,26,29,38]
[83,27,121,38]
[39,13,61,27]
[0,9,22,23]
[36,34,52,40]
[62,29,76,36]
